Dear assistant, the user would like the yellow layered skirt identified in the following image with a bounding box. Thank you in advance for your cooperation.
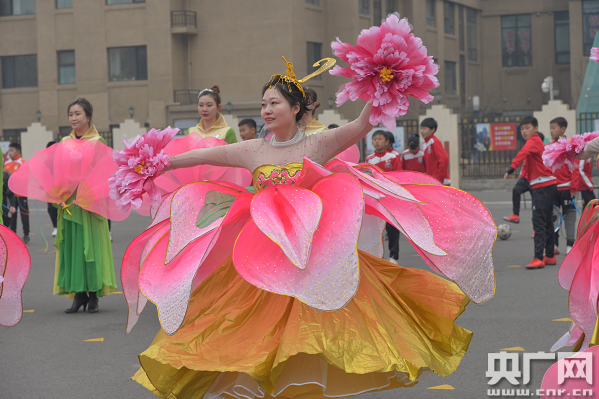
[133,251,472,398]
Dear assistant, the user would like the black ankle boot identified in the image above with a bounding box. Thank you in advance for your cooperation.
[65,293,88,313]
[88,292,99,313]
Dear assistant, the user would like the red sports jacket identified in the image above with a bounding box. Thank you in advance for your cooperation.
[401,149,426,173]
[547,139,579,194]
[422,135,450,185]
[366,149,402,172]
[510,134,555,188]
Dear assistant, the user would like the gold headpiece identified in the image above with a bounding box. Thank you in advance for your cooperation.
[269,56,336,97]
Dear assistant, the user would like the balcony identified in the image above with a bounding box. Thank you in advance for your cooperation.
[174,89,200,105]
[171,10,198,35]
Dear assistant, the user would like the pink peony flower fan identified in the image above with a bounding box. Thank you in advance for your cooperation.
[330,13,439,130]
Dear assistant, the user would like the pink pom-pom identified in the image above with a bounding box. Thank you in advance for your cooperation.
[330,13,439,131]
[591,47,599,62]
[542,132,599,172]
[109,127,179,213]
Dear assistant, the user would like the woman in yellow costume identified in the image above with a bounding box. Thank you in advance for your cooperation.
[57,98,117,313]
[185,85,238,144]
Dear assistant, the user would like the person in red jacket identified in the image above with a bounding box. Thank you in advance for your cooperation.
[577,157,596,209]
[401,135,426,173]
[366,130,401,264]
[548,117,579,254]
[420,118,450,185]
[504,116,557,269]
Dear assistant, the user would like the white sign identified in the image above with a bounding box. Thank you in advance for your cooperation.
[365,126,405,157]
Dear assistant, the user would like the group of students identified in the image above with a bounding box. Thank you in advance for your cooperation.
[365,117,451,263]
[503,116,596,269]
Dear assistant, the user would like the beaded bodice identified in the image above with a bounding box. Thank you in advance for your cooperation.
[252,163,303,192]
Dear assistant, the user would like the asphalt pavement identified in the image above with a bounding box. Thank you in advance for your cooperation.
[0,190,577,399]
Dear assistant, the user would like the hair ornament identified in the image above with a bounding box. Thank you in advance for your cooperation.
[268,56,336,98]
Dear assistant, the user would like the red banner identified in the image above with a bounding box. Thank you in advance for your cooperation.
[490,123,517,151]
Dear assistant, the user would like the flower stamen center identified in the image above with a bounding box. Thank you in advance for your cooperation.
[134,161,146,174]
[379,67,394,83]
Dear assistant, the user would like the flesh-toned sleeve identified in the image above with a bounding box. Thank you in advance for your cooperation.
[167,139,259,170]
[581,137,599,160]
[314,102,373,160]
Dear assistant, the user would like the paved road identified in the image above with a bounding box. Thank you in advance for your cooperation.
[1,190,577,398]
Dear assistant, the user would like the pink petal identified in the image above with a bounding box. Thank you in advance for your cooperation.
[251,186,323,270]
[233,174,363,311]
[0,225,31,327]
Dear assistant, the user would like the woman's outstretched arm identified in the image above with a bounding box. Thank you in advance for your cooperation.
[578,137,599,160]
[314,102,373,160]
[167,140,257,170]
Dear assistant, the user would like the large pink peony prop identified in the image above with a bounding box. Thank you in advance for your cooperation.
[109,127,178,213]
[542,132,599,172]
[591,47,599,62]
[330,13,439,130]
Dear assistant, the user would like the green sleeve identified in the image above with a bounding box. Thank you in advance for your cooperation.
[98,137,106,145]
[184,128,191,136]
[225,128,238,144]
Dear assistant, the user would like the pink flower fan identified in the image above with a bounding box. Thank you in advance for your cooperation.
[591,47,599,62]
[109,127,178,213]
[330,13,439,131]
[542,132,599,172]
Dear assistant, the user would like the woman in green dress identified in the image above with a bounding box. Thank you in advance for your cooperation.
[56,98,117,313]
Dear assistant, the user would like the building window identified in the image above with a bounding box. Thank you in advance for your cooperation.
[555,11,570,64]
[306,42,323,80]
[108,46,147,82]
[444,1,454,34]
[56,0,72,8]
[1,129,24,144]
[583,1,599,55]
[385,0,397,14]
[458,5,465,50]
[0,0,35,16]
[57,50,75,85]
[445,61,457,95]
[467,8,478,61]
[305,0,319,5]
[426,0,435,28]
[359,0,370,15]
[1,55,37,88]
[106,0,144,4]
[373,0,382,24]
[501,14,532,67]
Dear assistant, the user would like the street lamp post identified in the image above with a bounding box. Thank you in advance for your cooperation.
[327,97,334,109]
[36,110,42,122]
[128,106,135,118]
[541,77,557,101]
[226,102,232,114]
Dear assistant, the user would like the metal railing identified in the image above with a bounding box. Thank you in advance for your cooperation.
[171,10,197,28]
[459,115,528,179]
[578,112,598,135]
[174,90,200,105]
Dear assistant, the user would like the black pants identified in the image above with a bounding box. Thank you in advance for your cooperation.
[581,190,597,210]
[532,185,556,260]
[553,189,574,247]
[47,202,57,228]
[10,197,29,236]
[386,223,400,260]
[513,178,532,216]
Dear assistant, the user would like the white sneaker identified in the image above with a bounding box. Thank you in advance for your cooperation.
[387,257,397,264]
[110,232,113,242]
[52,228,57,237]
[566,245,573,254]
